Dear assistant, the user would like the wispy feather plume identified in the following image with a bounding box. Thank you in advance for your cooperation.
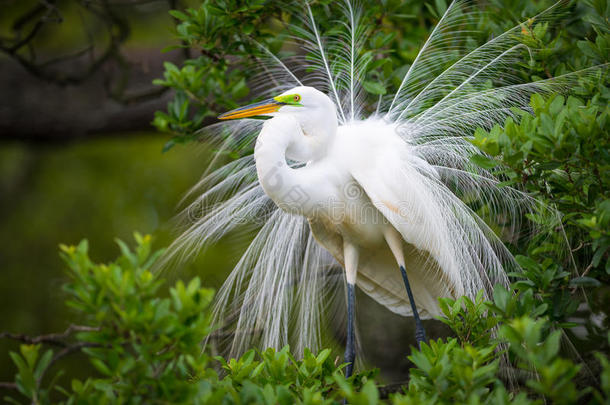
[162,0,606,363]
[301,2,347,123]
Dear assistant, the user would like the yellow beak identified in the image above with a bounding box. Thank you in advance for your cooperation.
[218,98,284,120]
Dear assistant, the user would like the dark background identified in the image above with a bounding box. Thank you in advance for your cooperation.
[0,0,237,381]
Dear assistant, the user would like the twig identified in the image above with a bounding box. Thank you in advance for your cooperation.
[38,342,102,384]
[0,326,103,393]
[580,262,594,278]
[0,324,100,347]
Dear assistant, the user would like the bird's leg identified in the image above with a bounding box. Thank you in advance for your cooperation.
[343,241,359,378]
[344,282,356,378]
[399,265,427,347]
[384,228,427,348]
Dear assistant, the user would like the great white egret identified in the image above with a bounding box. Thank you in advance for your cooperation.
[163,0,601,376]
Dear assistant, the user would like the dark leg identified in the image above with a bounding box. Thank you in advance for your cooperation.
[344,282,356,378]
[399,265,427,347]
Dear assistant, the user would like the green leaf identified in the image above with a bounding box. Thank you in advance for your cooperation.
[569,276,601,287]
[362,81,387,95]
[162,139,176,153]
[470,154,498,169]
[33,349,53,381]
[169,10,189,21]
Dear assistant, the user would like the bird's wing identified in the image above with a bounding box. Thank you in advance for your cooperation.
[349,159,461,315]
[335,125,506,317]
[306,128,461,318]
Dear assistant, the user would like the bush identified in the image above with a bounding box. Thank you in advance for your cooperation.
[2,236,377,404]
[2,235,609,404]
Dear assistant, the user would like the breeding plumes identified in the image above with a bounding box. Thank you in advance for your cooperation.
[162,0,602,375]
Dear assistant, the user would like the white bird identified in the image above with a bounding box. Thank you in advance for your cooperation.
[218,85,459,374]
[163,0,601,376]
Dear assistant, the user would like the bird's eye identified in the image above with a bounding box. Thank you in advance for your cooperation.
[294,95,301,102]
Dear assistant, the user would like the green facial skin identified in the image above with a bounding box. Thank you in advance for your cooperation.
[274,93,304,107]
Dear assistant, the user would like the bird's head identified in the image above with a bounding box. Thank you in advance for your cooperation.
[218,86,337,130]
[219,86,338,162]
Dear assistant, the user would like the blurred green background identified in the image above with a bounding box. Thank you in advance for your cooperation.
[0,134,240,380]
[0,0,222,381]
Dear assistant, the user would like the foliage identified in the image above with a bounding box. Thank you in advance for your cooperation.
[397,338,502,404]
[3,236,610,404]
[5,235,215,404]
[2,236,377,404]
[470,91,609,275]
[151,0,497,150]
[438,290,499,347]
[152,0,608,149]
[500,317,581,404]
[470,90,610,348]
[465,3,610,354]
[152,0,287,150]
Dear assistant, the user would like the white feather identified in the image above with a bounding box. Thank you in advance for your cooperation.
[162,0,605,361]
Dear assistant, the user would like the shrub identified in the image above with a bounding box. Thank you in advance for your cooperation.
[2,235,609,404]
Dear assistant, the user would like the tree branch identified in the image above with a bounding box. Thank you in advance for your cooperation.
[0,324,100,347]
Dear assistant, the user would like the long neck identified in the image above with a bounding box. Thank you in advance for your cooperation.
[254,116,316,215]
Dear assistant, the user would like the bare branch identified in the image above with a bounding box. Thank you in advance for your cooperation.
[0,324,100,347]
[0,381,18,390]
